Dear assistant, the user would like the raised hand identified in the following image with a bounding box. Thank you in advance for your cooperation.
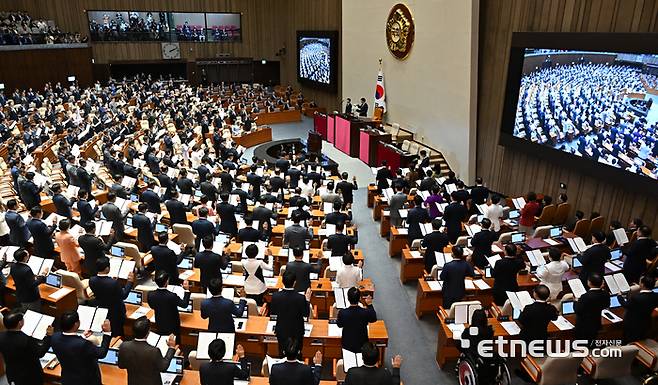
[166,334,177,348]
[392,355,403,368]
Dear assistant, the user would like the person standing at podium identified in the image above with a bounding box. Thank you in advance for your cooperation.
[357,97,368,117]
[344,98,352,115]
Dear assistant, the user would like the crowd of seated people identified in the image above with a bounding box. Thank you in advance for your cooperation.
[175,21,206,42]
[89,12,170,42]
[0,11,85,45]
[514,62,658,179]
[0,74,404,384]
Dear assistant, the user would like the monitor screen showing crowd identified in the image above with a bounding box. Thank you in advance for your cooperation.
[296,31,337,91]
[513,49,658,182]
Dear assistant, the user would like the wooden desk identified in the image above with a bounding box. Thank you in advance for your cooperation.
[367,185,378,208]
[4,277,78,318]
[255,110,302,125]
[388,227,408,257]
[400,247,427,284]
[233,127,273,148]
[414,274,540,318]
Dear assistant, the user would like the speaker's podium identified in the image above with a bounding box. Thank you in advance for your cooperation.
[328,113,380,158]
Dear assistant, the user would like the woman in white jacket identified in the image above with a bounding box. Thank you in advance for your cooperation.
[536,248,570,300]
[242,243,273,305]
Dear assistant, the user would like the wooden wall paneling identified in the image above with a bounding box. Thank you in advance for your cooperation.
[477,0,658,231]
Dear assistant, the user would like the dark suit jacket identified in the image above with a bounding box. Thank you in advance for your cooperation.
[443,202,468,243]
[270,361,321,385]
[439,259,475,309]
[19,180,41,209]
[0,330,51,385]
[6,210,30,246]
[132,213,156,251]
[470,186,490,205]
[325,211,351,226]
[147,287,191,335]
[151,244,184,284]
[200,181,219,203]
[574,288,610,341]
[192,218,221,250]
[492,256,526,306]
[194,250,229,289]
[77,167,93,193]
[623,238,657,283]
[270,289,309,342]
[53,193,74,218]
[579,243,611,284]
[77,199,98,226]
[470,229,497,269]
[101,202,125,237]
[337,305,377,353]
[406,207,430,244]
[285,260,322,292]
[165,199,189,226]
[200,359,249,385]
[421,231,450,272]
[200,296,247,332]
[217,202,238,235]
[10,262,44,303]
[176,177,194,195]
[118,339,175,385]
[344,366,401,385]
[237,226,261,242]
[140,190,162,214]
[518,301,558,343]
[89,275,133,335]
[327,233,358,256]
[79,234,113,276]
[336,180,357,204]
[26,218,55,258]
[620,291,658,342]
[51,332,111,385]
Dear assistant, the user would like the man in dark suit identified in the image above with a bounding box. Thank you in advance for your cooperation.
[492,244,526,306]
[0,310,53,385]
[270,271,311,356]
[578,231,611,286]
[199,339,250,385]
[10,248,47,312]
[270,338,322,385]
[18,172,42,211]
[155,168,174,201]
[200,179,219,203]
[357,97,368,117]
[51,311,112,385]
[518,285,558,343]
[327,222,358,256]
[201,278,248,333]
[79,222,116,277]
[284,212,313,250]
[421,218,450,273]
[147,271,191,341]
[622,226,656,284]
[118,317,177,385]
[77,189,99,226]
[192,207,221,250]
[470,218,497,269]
[5,199,30,247]
[439,246,475,309]
[573,273,610,346]
[101,192,125,240]
[344,342,402,385]
[252,197,277,225]
[151,232,185,285]
[325,202,352,226]
[140,181,162,214]
[51,183,76,218]
[469,177,489,205]
[165,191,190,226]
[336,172,358,207]
[26,206,56,258]
[344,98,352,114]
[407,195,430,245]
[418,170,437,192]
[89,257,134,337]
[619,276,658,343]
[285,247,322,292]
[246,164,264,198]
[195,236,230,290]
[443,192,468,244]
[76,160,93,194]
[216,193,239,236]
[133,203,156,252]
[375,161,393,191]
[176,169,194,195]
[237,217,261,242]
[337,288,377,353]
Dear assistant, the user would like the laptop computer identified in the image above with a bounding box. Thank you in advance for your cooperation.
[123,290,143,306]
[561,301,575,315]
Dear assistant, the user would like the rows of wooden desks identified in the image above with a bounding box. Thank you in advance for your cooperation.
[3,277,78,318]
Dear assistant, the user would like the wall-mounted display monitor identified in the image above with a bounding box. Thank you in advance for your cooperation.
[296,30,338,92]
[499,33,658,193]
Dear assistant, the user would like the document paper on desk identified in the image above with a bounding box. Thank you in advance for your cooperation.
[342,349,364,371]
[21,310,54,339]
[77,305,108,333]
[197,332,235,360]
[454,303,482,324]
[426,280,443,291]
[129,306,150,320]
[551,316,574,331]
[500,321,521,335]
[601,309,623,323]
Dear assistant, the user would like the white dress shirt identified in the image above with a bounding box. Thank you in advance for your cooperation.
[336,264,362,289]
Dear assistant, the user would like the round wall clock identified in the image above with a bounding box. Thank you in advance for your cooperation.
[386,3,415,60]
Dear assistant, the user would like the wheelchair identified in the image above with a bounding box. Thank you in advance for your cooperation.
[457,352,511,385]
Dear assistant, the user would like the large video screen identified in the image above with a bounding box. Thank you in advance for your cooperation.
[297,31,338,92]
[87,10,241,43]
[500,33,658,191]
